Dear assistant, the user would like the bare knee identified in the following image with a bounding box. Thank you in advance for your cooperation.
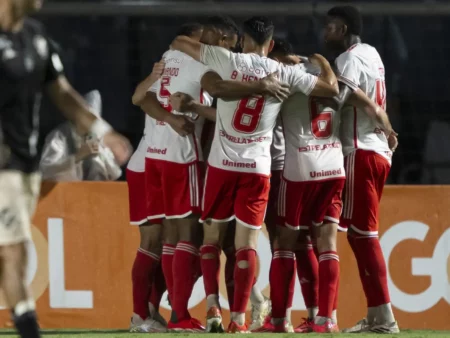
[203,221,227,247]
[1,243,27,269]
[163,220,178,246]
[272,225,298,251]
[234,222,259,250]
[173,216,201,243]
[139,224,163,253]
[315,223,338,253]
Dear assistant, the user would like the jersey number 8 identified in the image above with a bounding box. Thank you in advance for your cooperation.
[309,98,333,139]
[232,97,265,133]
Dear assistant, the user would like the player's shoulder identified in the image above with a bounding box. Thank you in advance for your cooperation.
[338,43,379,63]
[23,18,46,36]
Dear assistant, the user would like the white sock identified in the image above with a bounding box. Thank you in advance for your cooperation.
[285,307,292,324]
[367,306,377,324]
[231,312,246,326]
[376,303,395,324]
[314,316,329,325]
[307,307,318,319]
[14,300,35,316]
[331,309,337,324]
[206,294,220,311]
[250,284,265,306]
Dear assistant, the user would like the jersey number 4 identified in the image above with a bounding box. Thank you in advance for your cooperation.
[309,98,333,139]
[159,76,172,112]
[232,97,265,133]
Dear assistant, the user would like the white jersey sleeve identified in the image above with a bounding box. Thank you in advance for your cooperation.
[200,45,233,79]
[281,64,318,96]
[335,52,361,91]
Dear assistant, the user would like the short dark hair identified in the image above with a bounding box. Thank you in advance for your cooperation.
[269,38,294,57]
[243,16,274,45]
[176,22,203,38]
[327,6,362,36]
[204,15,240,37]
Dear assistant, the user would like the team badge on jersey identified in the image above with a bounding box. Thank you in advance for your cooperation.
[33,35,48,59]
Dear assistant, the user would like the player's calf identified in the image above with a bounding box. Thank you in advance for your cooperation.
[313,222,339,332]
[1,243,40,338]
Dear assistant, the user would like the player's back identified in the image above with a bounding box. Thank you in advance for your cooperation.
[336,43,392,162]
[147,49,212,164]
[281,62,344,182]
[205,50,316,176]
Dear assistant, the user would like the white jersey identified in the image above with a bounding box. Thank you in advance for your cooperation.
[199,45,318,176]
[336,43,392,163]
[281,62,345,182]
[270,116,285,171]
[127,136,147,173]
[147,50,213,163]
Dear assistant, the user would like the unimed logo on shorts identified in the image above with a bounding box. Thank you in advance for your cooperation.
[380,221,450,313]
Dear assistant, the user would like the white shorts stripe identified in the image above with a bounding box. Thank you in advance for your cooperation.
[202,167,209,211]
[343,152,356,219]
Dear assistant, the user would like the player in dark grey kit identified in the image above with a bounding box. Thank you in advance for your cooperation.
[0,1,131,337]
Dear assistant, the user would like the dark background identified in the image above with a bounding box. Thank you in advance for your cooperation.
[36,0,450,184]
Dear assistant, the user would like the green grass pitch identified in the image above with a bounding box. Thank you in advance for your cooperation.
[1,330,450,338]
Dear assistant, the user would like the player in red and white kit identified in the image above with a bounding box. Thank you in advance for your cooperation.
[127,24,204,333]
[170,16,340,333]
[324,6,399,334]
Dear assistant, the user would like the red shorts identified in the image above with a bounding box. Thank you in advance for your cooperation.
[200,165,270,229]
[145,158,203,221]
[265,170,282,232]
[341,150,390,236]
[278,177,345,230]
[126,168,148,225]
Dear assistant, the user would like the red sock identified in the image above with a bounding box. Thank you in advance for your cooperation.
[172,241,199,321]
[132,248,160,319]
[233,247,257,313]
[162,244,175,305]
[355,237,390,307]
[224,247,235,311]
[287,262,296,311]
[200,245,221,298]
[348,236,374,307]
[149,263,166,313]
[317,251,340,319]
[295,248,319,309]
[269,250,295,319]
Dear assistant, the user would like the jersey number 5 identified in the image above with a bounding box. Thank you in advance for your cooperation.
[376,79,386,110]
[159,76,172,112]
[309,98,333,139]
[232,97,265,133]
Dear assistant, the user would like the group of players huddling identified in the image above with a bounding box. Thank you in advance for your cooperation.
[128,5,399,335]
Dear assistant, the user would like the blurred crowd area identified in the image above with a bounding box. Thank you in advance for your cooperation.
[36,1,450,184]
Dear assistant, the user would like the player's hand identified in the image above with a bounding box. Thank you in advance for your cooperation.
[169,92,195,112]
[388,132,398,152]
[151,60,165,79]
[75,141,100,162]
[167,115,195,137]
[103,132,132,165]
[260,71,290,102]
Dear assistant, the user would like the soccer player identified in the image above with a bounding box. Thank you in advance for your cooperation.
[323,5,399,333]
[137,15,272,332]
[128,23,203,333]
[170,16,340,332]
[0,1,131,338]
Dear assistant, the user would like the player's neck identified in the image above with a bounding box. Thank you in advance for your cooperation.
[343,35,361,51]
[0,1,26,32]
[244,46,268,57]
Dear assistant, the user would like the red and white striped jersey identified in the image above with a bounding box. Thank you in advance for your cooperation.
[270,116,285,171]
[281,62,345,182]
[147,49,213,164]
[336,43,392,163]
[199,45,318,176]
